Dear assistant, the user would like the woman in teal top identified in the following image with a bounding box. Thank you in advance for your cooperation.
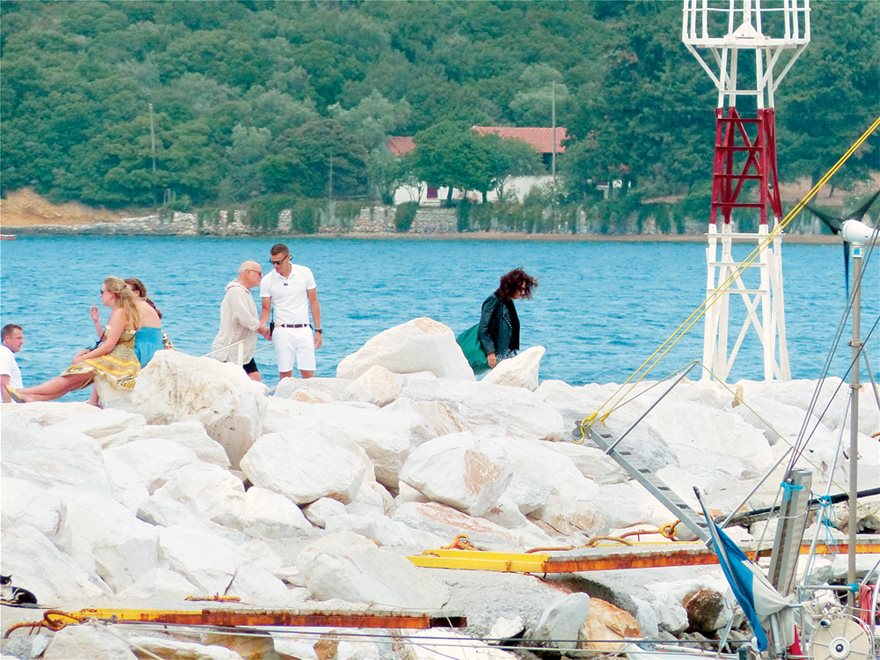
[90,278,168,367]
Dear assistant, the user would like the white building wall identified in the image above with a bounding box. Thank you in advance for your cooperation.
[392,175,555,206]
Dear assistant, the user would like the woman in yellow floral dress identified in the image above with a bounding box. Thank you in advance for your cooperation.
[6,277,143,404]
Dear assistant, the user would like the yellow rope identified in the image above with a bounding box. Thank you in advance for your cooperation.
[578,115,880,439]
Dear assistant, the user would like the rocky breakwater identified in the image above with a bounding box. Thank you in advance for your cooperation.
[2,317,879,659]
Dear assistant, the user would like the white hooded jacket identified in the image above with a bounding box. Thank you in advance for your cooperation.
[211,279,260,365]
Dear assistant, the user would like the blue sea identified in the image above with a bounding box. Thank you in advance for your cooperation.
[0,236,877,399]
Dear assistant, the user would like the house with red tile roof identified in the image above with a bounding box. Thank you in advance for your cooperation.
[385,126,567,205]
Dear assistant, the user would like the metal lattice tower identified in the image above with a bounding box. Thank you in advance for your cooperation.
[682,0,810,381]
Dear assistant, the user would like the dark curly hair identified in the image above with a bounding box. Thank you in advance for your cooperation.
[497,267,538,301]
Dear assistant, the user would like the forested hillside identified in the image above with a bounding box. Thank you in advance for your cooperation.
[1,0,877,217]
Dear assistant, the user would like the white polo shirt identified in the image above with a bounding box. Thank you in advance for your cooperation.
[260,264,317,325]
[0,345,23,389]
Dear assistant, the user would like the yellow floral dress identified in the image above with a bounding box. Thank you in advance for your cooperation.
[62,327,140,391]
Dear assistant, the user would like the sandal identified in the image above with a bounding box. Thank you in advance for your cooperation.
[5,384,24,403]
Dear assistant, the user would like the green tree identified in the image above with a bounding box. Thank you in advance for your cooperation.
[412,122,493,203]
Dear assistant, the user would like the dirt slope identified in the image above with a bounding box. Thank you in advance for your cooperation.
[0,189,135,227]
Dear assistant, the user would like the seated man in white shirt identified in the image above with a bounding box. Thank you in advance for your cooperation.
[1,324,24,403]
[260,243,322,380]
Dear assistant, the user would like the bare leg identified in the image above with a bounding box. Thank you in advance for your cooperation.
[17,372,93,402]
[88,385,101,407]
[278,371,293,380]
[248,372,262,382]
[299,370,315,379]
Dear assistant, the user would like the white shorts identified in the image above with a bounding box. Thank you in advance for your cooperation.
[273,327,316,373]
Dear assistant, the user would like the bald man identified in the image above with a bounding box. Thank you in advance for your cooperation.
[211,261,269,381]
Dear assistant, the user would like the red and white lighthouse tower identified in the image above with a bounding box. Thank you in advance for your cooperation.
[682,0,810,381]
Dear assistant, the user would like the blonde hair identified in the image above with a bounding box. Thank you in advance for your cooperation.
[104,276,142,329]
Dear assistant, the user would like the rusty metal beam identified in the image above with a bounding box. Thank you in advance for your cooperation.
[408,538,880,574]
[37,608,465,631]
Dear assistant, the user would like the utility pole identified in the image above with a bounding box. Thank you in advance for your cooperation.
[148,103,157,173]
[551,81,557,183]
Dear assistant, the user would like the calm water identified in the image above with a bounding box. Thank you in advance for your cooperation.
[0,236,877,398]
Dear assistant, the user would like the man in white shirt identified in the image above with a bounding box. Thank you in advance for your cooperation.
[260,243,322,379]
[1,324,24,403]
[211,261,269,381]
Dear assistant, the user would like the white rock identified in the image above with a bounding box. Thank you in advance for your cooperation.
[241,431,370,505]
[392,501,540,551]
[590,481,684,532]
[323,512,445,550]
[480,497,559,548]
[43,407,147,448]
[401,376,567,442]
[117,567,199,601]
[264,398,416,489]
[303,497,347,528]
[344,365,404,406]
[97,350,267,469]
[273,636,319,659]
[296,531,450,609]
[143,420,231,467]
[384,397,471,442]
[275,376,352,402]
[240,486,313,538]
[43,623,136,659]
[481,436,599,515]
[533,592,591,651]
[50,489,159,593]
[489,615,525,642]
[400,433,513,517]
[544,442,629,485]
[227,561,298,606]
[337,317,475,381]
[0,525,109,602]
[158,525,246,595]
[102,438,206,512]
[408,629,518,658]
[125,635,242,659]
[148,462,245,526]
[1,478,64,538]
[346,480,393,518]
[1,424,113,494]
[482,346,545,390]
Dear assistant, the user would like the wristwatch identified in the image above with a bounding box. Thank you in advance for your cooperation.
[315,328,323,334]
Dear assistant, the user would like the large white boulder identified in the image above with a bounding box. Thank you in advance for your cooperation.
[401,375,568,441]
[239,486,314,538]
[533,592,591,652]
[344,364,404,406]
[0,524,109,602]
[482,346,545,390]
[43,624,136,660]
[102,437,207,512]
[264,398,420,489]
[158,525,246,595]
[336,317,475,381]
[296,531,450,609]
[400,432,512,517]
[147,462,246,527]
[240,430,371,505]
[142,420,231,467]
[1,477,65,538]
[96,350,267,469]
[51,489,159,592]
[392,501,544,551]
[1,424,114,494]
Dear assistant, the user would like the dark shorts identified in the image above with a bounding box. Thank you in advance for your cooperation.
[242,358,259,374]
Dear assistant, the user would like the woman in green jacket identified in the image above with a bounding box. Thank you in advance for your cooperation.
[478,268,538,369]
